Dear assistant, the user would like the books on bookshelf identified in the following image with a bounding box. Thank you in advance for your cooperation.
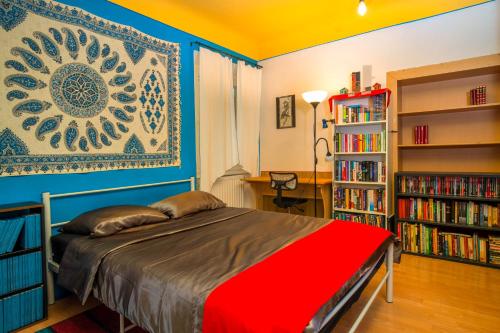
[335,160,386,182]
[489,235,500,265]
[0,252,42,295]
[0,214,41,254]
[0,286,44,332]
[334,187,385,213]
[414,125,428,144]
[335,104,385,124]
[397,175,499,198]
[397,198,499,227]
[469,86,486,105]
[398,222,489,263]
[334,130,386,153]
[334,212,385,228]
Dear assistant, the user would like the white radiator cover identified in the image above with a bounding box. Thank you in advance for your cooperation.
[211,175,247,208]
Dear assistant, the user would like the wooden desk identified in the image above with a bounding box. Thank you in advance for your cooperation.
[243,172,332,219]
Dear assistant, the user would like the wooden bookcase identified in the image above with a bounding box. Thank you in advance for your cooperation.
[0,202,48,332]
[387,54,500,199]
[395,172,499,269]
[329,89,390,229]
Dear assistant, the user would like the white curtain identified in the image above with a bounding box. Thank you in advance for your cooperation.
[236,61,262,177]
[198,48,238,191]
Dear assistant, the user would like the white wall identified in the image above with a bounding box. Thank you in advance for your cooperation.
[259,1,499,172]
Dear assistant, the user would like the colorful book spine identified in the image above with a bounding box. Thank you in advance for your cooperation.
[334,187,385,213]
[335,160,385,182]
[398,223,491,264]
[413,125,428,144]
[334,212,385,228]
[489,235,500,265]
[334,104,385,124]
[397,198,499,227]
[469,86,486,105]
[334,130,386,153]
[398,175,499,199]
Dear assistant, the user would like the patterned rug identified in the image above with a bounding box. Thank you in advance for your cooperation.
[37,305,146,333]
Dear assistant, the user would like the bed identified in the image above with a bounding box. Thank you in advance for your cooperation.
[43,178,395,333]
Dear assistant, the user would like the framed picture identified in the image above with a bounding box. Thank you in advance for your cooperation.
[276,95,295,129]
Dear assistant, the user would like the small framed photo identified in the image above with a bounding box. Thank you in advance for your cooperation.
[276,95,295,129]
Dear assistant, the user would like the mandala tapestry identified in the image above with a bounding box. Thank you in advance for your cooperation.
[0,0,181,176]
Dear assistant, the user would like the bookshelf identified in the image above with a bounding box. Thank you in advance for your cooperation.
[0,202,47,332]
[387,54,500,177]
[395,172,500,269]
[329,89,390,229]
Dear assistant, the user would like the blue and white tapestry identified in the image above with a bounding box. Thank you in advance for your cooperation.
[0,0,181,176]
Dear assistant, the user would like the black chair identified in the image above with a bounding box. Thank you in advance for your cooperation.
[269,172,307,213]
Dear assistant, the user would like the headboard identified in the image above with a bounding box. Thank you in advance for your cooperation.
[42,177,195,304]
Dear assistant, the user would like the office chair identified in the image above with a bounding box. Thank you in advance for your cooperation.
[269,172,308,213]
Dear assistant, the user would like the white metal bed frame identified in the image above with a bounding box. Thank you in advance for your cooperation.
[41,177,393,333]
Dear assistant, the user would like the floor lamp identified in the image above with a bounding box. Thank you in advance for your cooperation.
[302,90,329,217]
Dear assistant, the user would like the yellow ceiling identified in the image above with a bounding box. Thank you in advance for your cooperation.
[110,0,491,60]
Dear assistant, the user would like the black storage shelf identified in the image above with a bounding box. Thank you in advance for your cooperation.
[0,283,44,300]
[402,251,499,269]
[396,218,500,233]
[395,172,500,269]
[0,246,42,260]
[396,192,499,203]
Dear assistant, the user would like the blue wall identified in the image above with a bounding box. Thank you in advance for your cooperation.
[0,0,256,222]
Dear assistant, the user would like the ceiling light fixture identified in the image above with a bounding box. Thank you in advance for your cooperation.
[358,0,367,16]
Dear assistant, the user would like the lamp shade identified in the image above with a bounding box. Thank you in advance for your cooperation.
[302,90,328,104]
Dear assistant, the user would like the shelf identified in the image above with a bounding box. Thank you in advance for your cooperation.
[0,283,43,300]
[397,218,500,232]
[402,251,499,269]
[396,192,500,203]
[334,180,386,186]
[333,208,386,216]
[335,120,386,127]
[0,201,43,213]
[335,151,386,155]
[0,247,42,260]
[398,142,500,149]
[398,102,500,117]
[329,88,389,102]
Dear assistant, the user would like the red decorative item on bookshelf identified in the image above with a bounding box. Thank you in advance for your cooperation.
[469,86,486,105]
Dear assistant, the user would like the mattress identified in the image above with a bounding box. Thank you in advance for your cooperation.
[55,207,392,333]
[51,232,85,264]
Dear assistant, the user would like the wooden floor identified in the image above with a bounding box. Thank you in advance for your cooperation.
[18,254,500,333]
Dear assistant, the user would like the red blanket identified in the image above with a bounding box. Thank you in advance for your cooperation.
[202,220,392,333]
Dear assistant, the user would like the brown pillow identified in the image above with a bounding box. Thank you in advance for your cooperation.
[62,205,168,237]
[150,191,226,218]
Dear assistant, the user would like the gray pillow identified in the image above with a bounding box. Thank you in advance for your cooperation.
[150,191,226,218]
[62,205,168,237]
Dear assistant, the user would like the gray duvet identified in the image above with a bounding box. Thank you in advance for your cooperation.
[57,207,388,333]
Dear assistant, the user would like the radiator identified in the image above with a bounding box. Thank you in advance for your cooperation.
[211,174,247,208]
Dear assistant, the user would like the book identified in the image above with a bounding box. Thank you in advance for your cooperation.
[398,175,499,199]
[334,130,386,153]
[335,160,385,182]
[334,212,385,228]
[398,222,490,263]
[334,187,385,213]
[397,198,499,227]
